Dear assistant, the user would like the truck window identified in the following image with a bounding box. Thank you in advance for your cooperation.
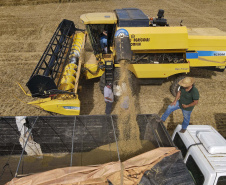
[217,176,226,185]
[186,155,205,185]
[173,133,187,157]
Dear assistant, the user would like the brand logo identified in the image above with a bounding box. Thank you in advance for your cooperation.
[214,53,225,56]
[63,106,80,110]
[115,29,129,38]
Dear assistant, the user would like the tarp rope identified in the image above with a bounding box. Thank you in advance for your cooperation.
[28,124,53,153]
[0,117,41,155]
[110,116,120,161]
[70,116,76,167]
[106,117,113,162]
[39,117,70,153]
[15,116,39,177]
[110,116,124,185]
[77,117,101,148]
[0,119,25,181]
[144,116,161,147]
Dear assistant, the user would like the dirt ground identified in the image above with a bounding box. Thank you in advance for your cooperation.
[0,0,226,136]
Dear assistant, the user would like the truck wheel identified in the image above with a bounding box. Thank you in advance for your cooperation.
[170,75,186,97]
[99,68,138,96]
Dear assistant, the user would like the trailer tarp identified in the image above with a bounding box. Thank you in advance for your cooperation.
[7,147,194,185]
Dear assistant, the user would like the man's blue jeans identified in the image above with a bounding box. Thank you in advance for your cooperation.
[161,101,192,129]
[100,36,107,49]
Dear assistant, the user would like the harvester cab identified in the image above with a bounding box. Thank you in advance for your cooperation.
[81,8,226,96]
[85,23,116,55]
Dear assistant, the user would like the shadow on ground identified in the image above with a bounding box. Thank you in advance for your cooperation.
[79,78,99,115]
[215,113,226,139]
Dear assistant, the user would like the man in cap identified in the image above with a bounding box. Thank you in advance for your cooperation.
[161,77,199,133]
[104,82,114,114]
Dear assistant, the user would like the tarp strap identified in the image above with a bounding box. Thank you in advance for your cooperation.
[110,116,120,161]
[70,116,77,167]
[15,117,39,178]
[110,116,123,185]
[77,117,100,148]
[0,120,25,181]
[29,126,53,153]
[40,117,70,153]
[0,162,13,181]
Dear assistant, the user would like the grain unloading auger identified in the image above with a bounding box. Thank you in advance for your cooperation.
[21,19,86,115]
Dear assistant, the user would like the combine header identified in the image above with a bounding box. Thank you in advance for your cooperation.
[25,19,85,115]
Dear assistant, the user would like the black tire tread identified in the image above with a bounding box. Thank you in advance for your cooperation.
[170,75,186,97]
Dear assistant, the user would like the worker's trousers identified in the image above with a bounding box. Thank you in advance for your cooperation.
[161,101,192,130]
[100,36,107,49]
[105,101,113,115]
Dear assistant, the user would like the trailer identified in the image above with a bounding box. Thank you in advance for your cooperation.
[0,114,194,184]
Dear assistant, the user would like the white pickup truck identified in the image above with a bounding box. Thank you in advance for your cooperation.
[172,125,226,185]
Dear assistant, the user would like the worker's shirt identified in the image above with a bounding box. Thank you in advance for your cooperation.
[179,85,199,111]
[104,86,114,103]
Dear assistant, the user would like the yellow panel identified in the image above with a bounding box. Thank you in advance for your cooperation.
[122,63,190,78]
[41,99,80,115]
[84,64,105,79]
[80,13,117,24]
[28,98,80,115]
[121,26,188,50]
[188,56,226,67]
[188,35,226,51]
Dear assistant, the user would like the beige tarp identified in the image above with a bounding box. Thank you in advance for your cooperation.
[7,147,179,185]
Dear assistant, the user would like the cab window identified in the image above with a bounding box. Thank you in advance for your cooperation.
[173,133,187,157]
[217,176,226,185]
[186,155,205,185]
[86,24,115,55]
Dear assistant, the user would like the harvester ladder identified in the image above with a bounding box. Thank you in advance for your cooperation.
[105,61,114,85]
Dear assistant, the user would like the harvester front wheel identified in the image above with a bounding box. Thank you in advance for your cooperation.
[170,75,186,97]
[99,72,106,94]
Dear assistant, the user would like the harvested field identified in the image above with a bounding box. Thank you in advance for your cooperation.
[0,0,226,137]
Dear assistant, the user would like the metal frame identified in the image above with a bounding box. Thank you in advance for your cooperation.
[26,19,76,97]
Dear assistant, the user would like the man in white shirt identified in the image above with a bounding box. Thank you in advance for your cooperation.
[104,83,114,114]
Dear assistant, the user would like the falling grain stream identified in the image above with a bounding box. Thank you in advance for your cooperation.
[115,60,143,154]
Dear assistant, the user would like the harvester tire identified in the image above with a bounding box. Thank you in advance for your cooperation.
[99,72,106,94]
[170,75,186,97]
[99,68,139,96]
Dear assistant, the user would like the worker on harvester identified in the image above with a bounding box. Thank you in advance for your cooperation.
[104,83,114,114]
[100,30,108,53]
[161,77,199,133]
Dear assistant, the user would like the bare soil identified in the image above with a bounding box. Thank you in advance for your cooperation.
[0,0,226,137]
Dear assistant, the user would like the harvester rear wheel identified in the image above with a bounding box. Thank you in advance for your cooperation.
[170,75,186,97]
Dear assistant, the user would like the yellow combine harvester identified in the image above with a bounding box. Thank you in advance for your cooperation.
[23,9,226,115]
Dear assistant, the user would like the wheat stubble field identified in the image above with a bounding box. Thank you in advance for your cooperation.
[0,0,226,136]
